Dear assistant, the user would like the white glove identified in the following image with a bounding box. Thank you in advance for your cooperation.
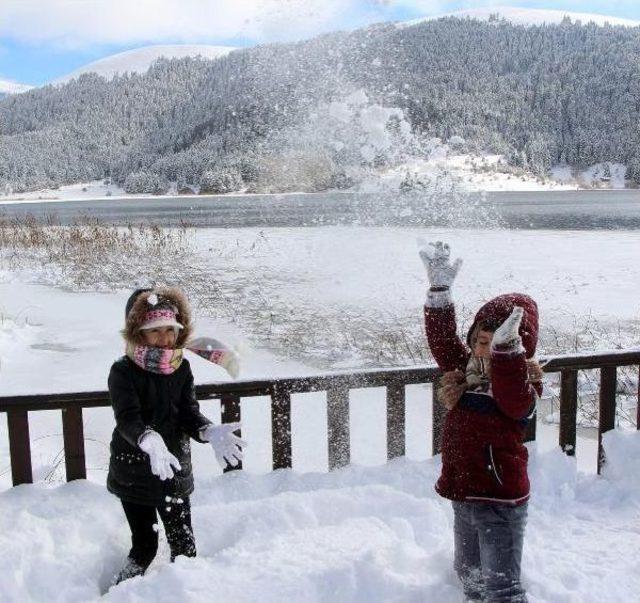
[492,306,525,352]
[138,430,181,481]
[418,240,462,289]
[202,422,247,469]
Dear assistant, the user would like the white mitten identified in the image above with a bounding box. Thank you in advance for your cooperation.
[202,422,247,469]
[492,306,525,353]
[418,239,462,307]
[138,430,181,481]
[418,239,462,288]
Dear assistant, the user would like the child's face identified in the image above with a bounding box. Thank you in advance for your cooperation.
[141,326,178,349]
[473,329,494,359]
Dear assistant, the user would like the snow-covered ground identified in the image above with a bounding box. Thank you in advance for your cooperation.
[5,162,628,204]
[1,433,639,603]
[7,154,634,203]
[0,157,577,204]
[3,226,639,371]
[0,180,129,204]
[367,154,578,193]
[5,152,635,202]
[185,227,640,367]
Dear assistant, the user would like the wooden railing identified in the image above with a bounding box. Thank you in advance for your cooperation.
[541,349,640,473]
[1,349,639,486]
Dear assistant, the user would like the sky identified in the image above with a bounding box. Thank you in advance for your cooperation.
[2,0,640,86]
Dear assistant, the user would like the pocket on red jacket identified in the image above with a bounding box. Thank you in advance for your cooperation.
[492,445,528,492]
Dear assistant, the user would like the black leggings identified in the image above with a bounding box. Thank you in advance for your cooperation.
[121,497,196,570]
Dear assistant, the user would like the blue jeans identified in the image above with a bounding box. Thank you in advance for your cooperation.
[452,501,528,603]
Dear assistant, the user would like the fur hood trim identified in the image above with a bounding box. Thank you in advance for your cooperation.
[123,287,193,348]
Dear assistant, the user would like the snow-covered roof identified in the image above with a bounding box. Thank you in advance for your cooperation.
[53,44,236,85]
[402,5,640,29]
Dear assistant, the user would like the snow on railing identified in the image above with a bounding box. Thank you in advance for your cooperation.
[1,350,639,486]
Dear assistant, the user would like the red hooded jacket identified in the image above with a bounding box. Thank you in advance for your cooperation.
[424,293,540,505]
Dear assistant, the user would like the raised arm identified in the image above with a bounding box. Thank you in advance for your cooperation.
[419,240,469,372]
[490,307,537,420]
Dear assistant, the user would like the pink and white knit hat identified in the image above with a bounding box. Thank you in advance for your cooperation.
[140,294,184,331]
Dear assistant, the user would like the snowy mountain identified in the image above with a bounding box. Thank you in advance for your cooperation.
[53,44,236,84]
[4,17,640,194]
[0,78,32,98]
[405,5,640,28]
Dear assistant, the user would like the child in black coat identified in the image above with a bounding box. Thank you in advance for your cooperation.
[108,287,245,583]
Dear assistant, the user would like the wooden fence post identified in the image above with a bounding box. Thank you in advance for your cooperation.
[7,410,32,486]
[598,367,617,474]
[271,386,292,470]
[327,385,350,470]
[62,406,86,481]
[386,383,406,460]
[559,370,578,456]
[221,393,242,473]
[432,378,445,456]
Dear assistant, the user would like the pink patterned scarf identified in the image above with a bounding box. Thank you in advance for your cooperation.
[126,337,239,377]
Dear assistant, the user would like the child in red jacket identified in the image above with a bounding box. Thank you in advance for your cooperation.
[420,241,541,603]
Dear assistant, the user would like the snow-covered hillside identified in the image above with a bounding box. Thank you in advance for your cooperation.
[6,17,640,194]
[54,44,236,84]
[405,5,640,28]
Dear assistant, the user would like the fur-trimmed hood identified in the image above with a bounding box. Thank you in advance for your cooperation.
[466,292,538,358]
[123,287,193,348]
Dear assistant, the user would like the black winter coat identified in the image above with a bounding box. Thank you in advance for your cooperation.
[107,356,211,506]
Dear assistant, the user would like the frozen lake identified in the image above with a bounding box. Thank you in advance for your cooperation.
[2,190,640,229]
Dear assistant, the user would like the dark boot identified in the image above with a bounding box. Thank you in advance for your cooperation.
[114,556,146,585]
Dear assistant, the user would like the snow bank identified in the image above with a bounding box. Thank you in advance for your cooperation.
[601,429,640,490]
[0,180,128,204]
[374,154,577,193]
[2,440,640,602]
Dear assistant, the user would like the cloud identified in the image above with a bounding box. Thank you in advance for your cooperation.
[3,1,636,50]
[0,0,398,48]
[372,0,466,12]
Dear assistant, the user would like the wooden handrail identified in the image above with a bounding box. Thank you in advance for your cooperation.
[1,349,639,486]
[539,349,640,371]
[0,366,441,412]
